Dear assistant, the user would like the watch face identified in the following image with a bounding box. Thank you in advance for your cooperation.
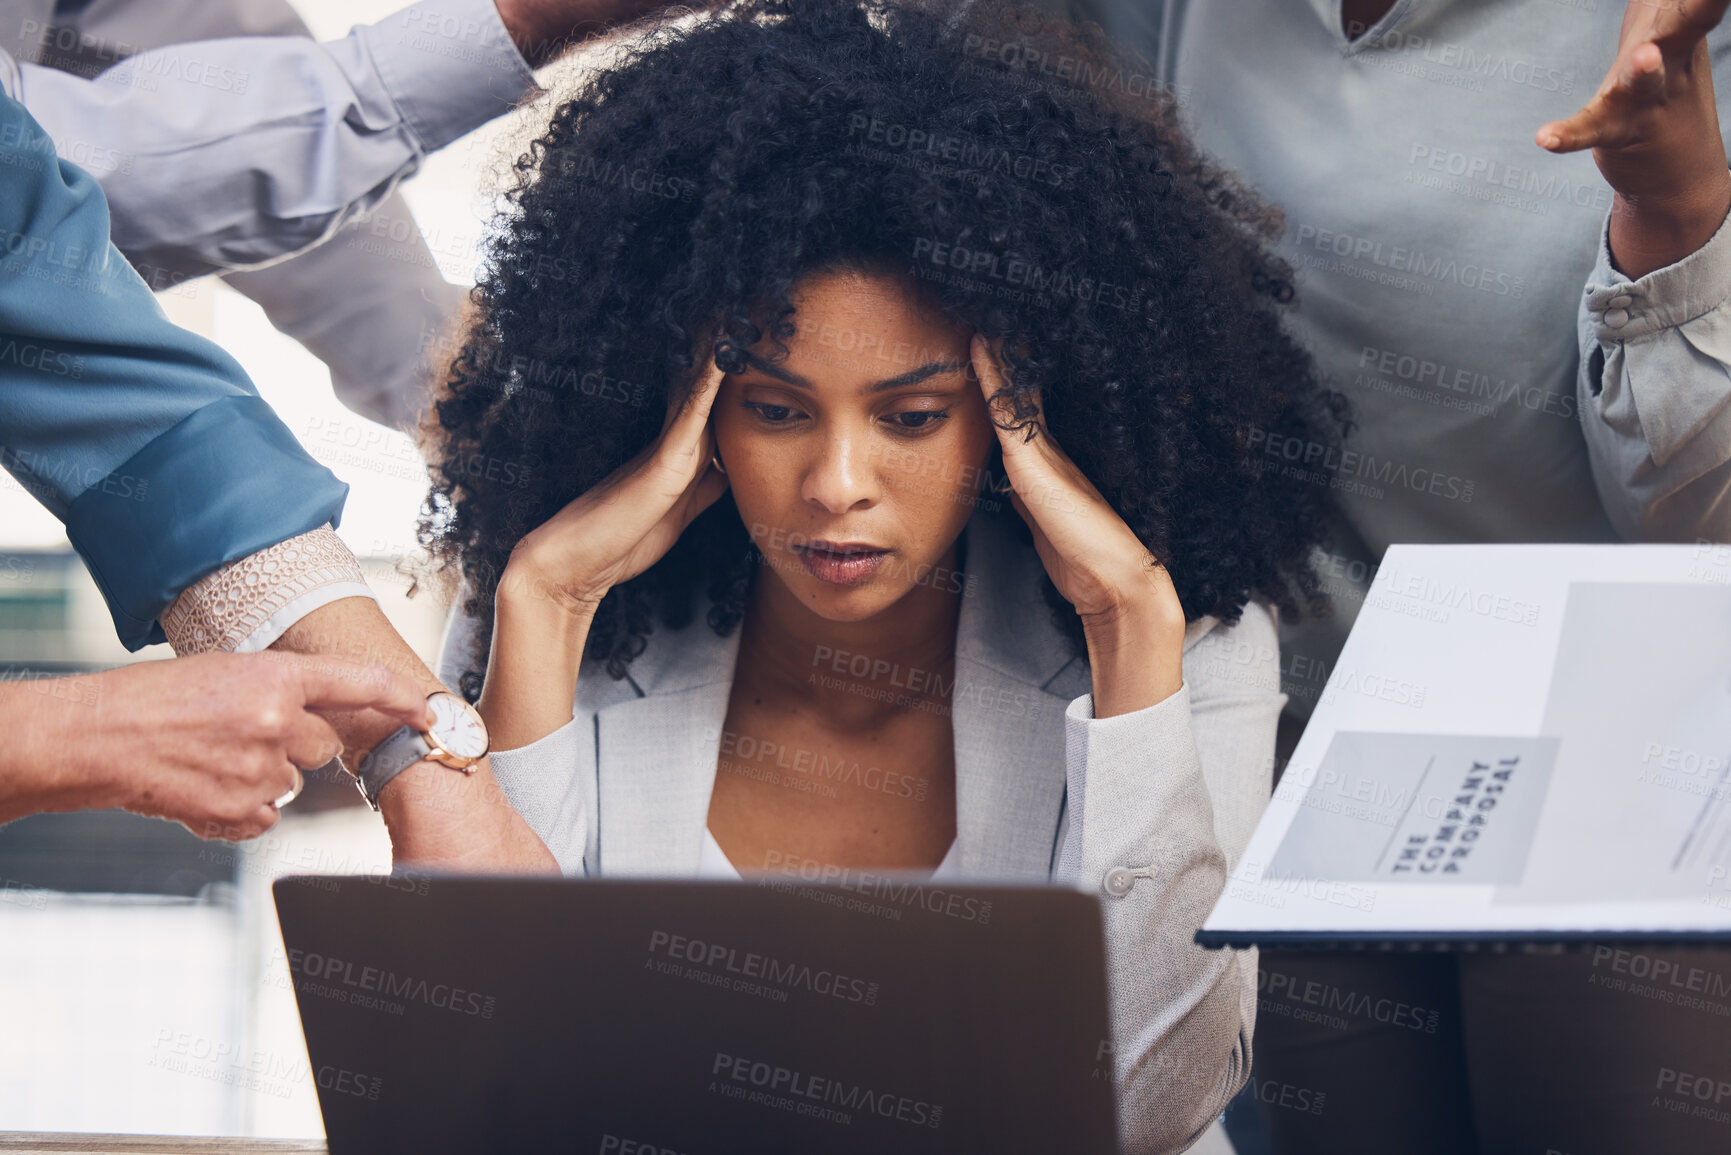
[427,692,489,760]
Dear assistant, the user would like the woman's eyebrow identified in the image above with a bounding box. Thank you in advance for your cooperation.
[739,351,971,393]
[871,359,972,393]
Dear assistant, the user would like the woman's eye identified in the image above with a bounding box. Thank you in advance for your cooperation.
[888,410,949,433]
[744,402,803,424]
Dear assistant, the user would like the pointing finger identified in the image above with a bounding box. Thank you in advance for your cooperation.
[286,656,432,728]
[284,712,346,771]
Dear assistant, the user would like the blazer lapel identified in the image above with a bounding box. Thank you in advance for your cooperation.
[593,617,741,876]
[950,510,1083,879]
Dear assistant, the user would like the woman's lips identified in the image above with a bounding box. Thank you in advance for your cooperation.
[793,543,891,586]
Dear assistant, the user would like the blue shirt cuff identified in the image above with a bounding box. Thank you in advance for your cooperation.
[64,394,350,650]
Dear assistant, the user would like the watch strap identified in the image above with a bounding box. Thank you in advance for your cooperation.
[355,723,433,811]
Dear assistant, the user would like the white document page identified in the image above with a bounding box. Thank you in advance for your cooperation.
[1200,543,1731,945]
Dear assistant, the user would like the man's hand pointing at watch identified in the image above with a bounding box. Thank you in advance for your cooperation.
[0,652,432,842]
[274,597,560,873]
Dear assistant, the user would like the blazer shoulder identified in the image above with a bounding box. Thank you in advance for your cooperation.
[575,656,648,714]
[435,591,656,715]
[1181,599,1282,698]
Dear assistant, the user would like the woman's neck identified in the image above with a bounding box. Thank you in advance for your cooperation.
[738,542,964,729]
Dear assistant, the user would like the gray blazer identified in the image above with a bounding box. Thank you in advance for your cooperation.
[439,507,1285,1154]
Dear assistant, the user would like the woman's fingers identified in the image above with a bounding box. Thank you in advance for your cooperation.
[505,357,730,609]
[648,357,728,490]
[966,336,1168,618]
[662,355,728,441]
[969,335,1090,506]
[971,336,1050,467]
[970,334,1019,433]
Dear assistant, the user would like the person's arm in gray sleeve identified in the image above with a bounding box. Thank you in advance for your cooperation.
[1569,19,1731,542]
[10,0,538,283]
[37,0,476,432]
[0,90,349,649]
[221,191,471,431]
[1577,203,1731,542]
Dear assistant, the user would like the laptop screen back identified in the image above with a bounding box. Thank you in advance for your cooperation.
[273,874,1119,1155]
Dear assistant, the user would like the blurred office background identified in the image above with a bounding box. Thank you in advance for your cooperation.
[0,0,536,1137]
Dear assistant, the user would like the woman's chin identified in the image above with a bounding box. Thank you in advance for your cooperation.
[795,581,904,623]
[763,563,910,624]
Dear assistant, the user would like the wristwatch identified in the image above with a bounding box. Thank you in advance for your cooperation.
[354,691,490,811]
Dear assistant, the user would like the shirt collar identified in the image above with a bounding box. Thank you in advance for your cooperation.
[1303,0,1441,45]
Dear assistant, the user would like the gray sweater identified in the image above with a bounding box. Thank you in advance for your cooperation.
[1054,0,1731,708]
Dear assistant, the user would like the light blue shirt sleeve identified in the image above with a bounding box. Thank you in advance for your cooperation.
[19,0,483,432]
[1,0,535,282]
[0,91,350,649]
[1568,27,1731,543]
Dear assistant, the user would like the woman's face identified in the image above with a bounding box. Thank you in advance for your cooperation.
[710,269,997,622]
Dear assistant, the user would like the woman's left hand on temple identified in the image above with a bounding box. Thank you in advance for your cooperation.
[968,335,1186,643]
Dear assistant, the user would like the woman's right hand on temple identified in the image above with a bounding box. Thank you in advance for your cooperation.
[500,358,731,618]
[480,357,729,750]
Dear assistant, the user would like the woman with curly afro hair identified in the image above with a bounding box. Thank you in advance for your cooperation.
[402,0,1346,1149]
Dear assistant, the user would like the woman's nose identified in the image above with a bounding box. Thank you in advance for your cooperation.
[801,428,878,514]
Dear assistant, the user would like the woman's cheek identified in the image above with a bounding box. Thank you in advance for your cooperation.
[868,438,918,486]
[730,487,781,548]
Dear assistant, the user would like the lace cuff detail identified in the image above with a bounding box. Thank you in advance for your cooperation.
[162,527,370,655]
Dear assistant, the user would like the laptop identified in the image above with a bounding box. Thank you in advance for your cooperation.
[272,873,1120,1154]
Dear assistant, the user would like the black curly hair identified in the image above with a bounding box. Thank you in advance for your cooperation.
[420,0,1347,701]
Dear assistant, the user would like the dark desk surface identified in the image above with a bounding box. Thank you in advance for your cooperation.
[0,1136,325,1154]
